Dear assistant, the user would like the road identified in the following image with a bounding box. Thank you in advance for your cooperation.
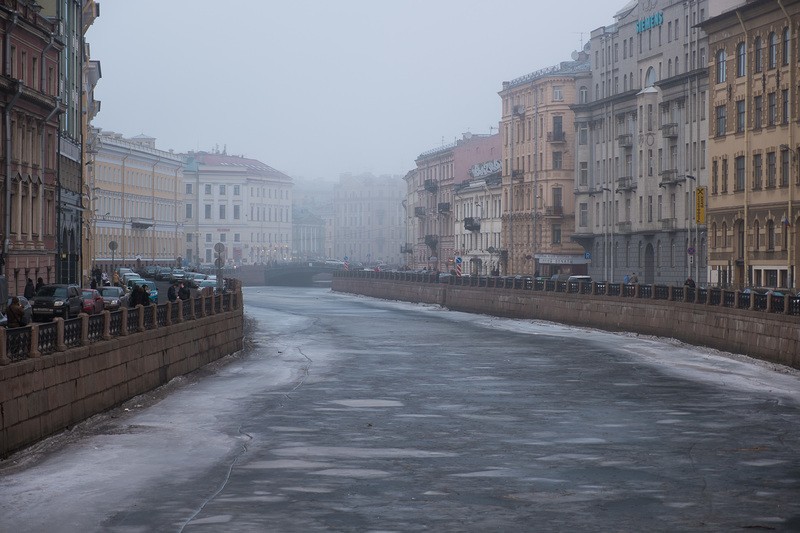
[1,287,799,532]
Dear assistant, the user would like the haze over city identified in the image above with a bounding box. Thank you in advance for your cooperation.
[87,0,622,180]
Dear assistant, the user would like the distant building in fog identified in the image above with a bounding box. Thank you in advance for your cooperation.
[292,207,324,260]
[333,173,405,266]
[183,151,292,266]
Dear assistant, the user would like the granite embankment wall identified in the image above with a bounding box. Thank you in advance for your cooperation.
[0,298,244,457]
[332,278,800,370]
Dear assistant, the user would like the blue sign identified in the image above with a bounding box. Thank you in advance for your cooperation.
[455,256,463,264]
[636,11,664,33]
[584,252,592,260]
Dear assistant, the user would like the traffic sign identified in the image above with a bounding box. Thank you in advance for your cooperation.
[214,242,226,253]
[687,247,695,256]
[215,257,225,268]
[108,241,118,251]
[584,251,591,260]
[455,256,462,264]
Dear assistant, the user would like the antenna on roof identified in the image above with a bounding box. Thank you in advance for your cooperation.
[573,32,585,50]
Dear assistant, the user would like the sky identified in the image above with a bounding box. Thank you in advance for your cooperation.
[86,1,624,181]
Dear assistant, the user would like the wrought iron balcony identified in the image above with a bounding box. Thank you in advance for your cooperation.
[414,206,426,217]
[658,169,681,187]
[438,202,451,214]
[425,235,438,249]
[130,218,155,229]
[544,205,564,217]
[617,133,633,147]
[424,179,437,193]
[660,123,678,138]
[464,217,481,232]
[661,218,678,231]
[616,177,636,192]
[547,131,566,143]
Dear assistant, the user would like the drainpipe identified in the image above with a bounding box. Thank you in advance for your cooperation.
[4,81,22,276]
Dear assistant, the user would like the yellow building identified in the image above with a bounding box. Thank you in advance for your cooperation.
[702,0,800,289]
[499,55,591,276]
[89,131,185,271]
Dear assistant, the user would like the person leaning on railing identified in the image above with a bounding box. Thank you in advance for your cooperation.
[7,297,26,328]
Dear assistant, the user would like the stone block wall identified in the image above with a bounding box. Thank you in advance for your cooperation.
[0,305,244,456]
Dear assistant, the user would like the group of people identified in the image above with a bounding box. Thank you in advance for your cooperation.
[128,284,153,307]
[167,282,191,303]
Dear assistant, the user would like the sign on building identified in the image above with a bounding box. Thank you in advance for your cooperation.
[695,186,707,225]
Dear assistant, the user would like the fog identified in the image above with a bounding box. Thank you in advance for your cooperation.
[87,0,622,180]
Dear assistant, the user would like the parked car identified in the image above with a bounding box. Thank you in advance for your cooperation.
[155,267,173,281]
[185,272,207,288]
[31,284,83,321]
[568,275,592,284]
[169,269,187,283]
[142,265,159,278]
[197,279,223,294]
[0,296,33,327]
[98,286,128,311]
[81,289,105,315]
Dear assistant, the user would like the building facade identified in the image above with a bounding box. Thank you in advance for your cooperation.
[333,173,404,267]
[0,1,63,295]
[500,56,591,277]
[80,0,99,286]
[702,0,800,289]
[183,151,293,267]
[292,206,324,261]
[453,174,503,276]
[572,0,738,285]
[89,131,184,271]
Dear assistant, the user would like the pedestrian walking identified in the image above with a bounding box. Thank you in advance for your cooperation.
[35,277,44,292]
[24,278,35,299]
[167,283,178,302]
[178,282,190,301]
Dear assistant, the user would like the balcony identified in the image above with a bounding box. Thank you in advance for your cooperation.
[617,133,633,147]
[547,131,566,143]
[616,176,636,192]
[424,179,437,193]
[660,123,678,138]
[414,206,426,217]
[661,218,678,231]
[616,221,632,233]
[130,218,155,229]
[544,205,564,217]
[511,169,524,180]
[658,169,681,187]
[438,202,451,214]
[400,244,413,254]
[464,217,481,232]
[425,235,438,249]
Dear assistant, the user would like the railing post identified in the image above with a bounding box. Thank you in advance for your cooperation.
[176,299,184,323]
[165,302,173,326]
[683,286,690,303]
[766,294,773,313]
[650,284,656,299]
[733,291,740,309]
[28,324,41,358]
[56,317,66,351]
[81,314,89,345]
[120,307,129,336]
[137,304,146,332]
[785,293,791,315]
[634,283,640,298]
[102,310,112,340]
[199,294,207,317]
[0,327,9,365]
[668,286,674,301]
[749,292,756,311]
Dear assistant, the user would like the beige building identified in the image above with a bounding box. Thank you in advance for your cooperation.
[453,174,503,275]
[89,131,185,270]
[702,0,800,289]
[499,56,591,276]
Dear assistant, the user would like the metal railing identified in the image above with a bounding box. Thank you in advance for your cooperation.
[2,291,241,365]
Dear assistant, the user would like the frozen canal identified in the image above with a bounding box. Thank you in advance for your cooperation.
[1,286,800,532]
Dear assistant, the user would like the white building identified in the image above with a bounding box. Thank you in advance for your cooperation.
[183,151,293,267]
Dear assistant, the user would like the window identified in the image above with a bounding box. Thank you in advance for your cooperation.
[768,92,776,126]
[204,204,211,219]
[783,27,790,66]
[553,86,563,101]
[185,203,192,219]
[234,204,240,219]
[579,162,588,186]
[736,42,746,77]
[715,105,727,136]
[579,86,588,104]
[186,234,192,243]
[553,151,562,169]
[754,153,763,189]
[204,184,211,195]
[579,203,588,227]
[205,233,212,242]
[716,49,726,83]
[552,224,561,244]
[219,204,226,219]
[185,183,193,194]
[769,32,777,68]
[735,156,745,191]
[782,88,789,124]
[220,233,226,243]
[234,233,240,242]
[645,67,656,87]
[767,220,775,250]
[754,95,763,129]
[722,157,729,193]
[219,185,226,195]
[647,196,653,222]
[233,185,240,195]
[754,220,761,250]
[712,160,719,194]
[754,36,762,72]
[579,125,588,145]
[736,100,745,132]
[767,151,776,187]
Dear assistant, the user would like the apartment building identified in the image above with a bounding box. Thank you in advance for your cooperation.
[572,0,739,285]
[702,0,800,289]
[499,55,590,277]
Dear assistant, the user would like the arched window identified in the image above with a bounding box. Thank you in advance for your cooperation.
[656,240,661,268]
[623,74,628,91]
[579,86,588,104]
[783,27,790,65]
[767,220,775,250]
[754,36,762,72]
[769,32,777,68]
[716,49,727,83]
[645,66,656,87]
[753,219,760,250]
[668,58,672,77]
[722,222,728,248]
[736,42,746,77]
